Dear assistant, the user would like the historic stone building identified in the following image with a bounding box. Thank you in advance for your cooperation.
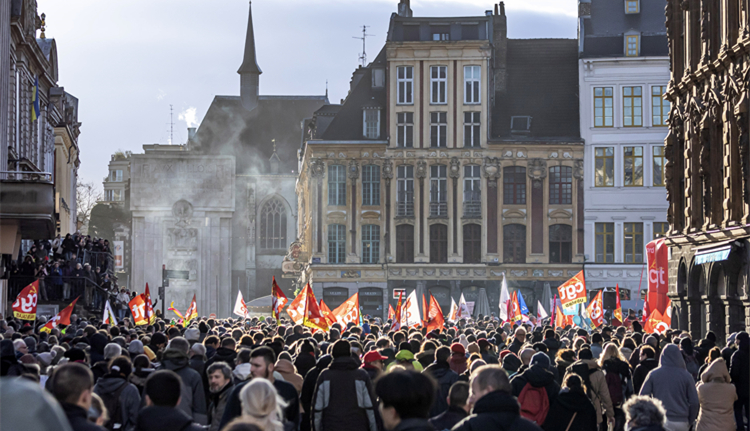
[579,0,670,314]
[290,1,584,318]
[664,0,750,340]
[128,3,327,316]
[0,0,80,267]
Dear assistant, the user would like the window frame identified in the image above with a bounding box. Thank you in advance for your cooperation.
[397,112,414,148]
[625,0,640,13]
[361,224,380,264]
[622,86,643,127]
[363,109,380,139]
[549,224,572,264]
[503,166,527,205]
[463,111,481,148]
[653,145,666,187]
[328,165,347,206]
[464,65,481,104]
[430,112,447,148]
[397,165,414,217]
[623,146,644,187]
[595,222,615,263]
[430,223,448,263]
[327,224,347,264]
[651,85,669,127]
[430,165,448,216]
[593,87,614,128]
[653,222,669,239]
[625,34,640,56]
[503,224,527,263]
[259,198,288,250]
[463,223,482,263]
[594,147,615,187]
[430,66,448,105]
[362,164,381,206]
[624,222,644,263]
[397,66,414,105]
[549,166,573,205]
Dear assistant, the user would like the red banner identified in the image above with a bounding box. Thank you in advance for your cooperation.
[12,280,39,320]
[646,238,669,314]
[301,284,328,332]
[319,300,337,326]
[332,292,360,327]
[586,290,604,328]
[40,297,79,332]
[144,284,156,325]
[129,294,148,326]
[272,277,289,323]
[425,294,445,333]
[511,291,523,322]
[557,270,587,310]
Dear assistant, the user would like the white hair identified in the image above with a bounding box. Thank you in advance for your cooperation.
[239,379,287,431]
[624,395,666,428]
[103,343,122,360]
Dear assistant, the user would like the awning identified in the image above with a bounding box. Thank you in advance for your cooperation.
[694,239,738,265]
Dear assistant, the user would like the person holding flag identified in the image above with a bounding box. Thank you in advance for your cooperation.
[272,276,289,323]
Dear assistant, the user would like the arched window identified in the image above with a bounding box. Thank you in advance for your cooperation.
[503,224,526,263]
[259,198,287,250]
[549,224,572,263]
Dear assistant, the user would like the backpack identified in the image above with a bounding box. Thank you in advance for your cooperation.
[99,381,128,431]
[602,361,625,407]
[517,382,550,424]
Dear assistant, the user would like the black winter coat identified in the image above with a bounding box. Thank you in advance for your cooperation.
[135,406,204,431]
[632,358,658,395]
[428,405,467,431]
[424,361,460,417]
[61,403,107,431]
[510,365,560,414]
[541,389,597,431]
[452,390,544,431]
[730,341,749,400]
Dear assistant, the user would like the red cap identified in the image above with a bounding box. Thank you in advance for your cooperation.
[450,343,466,355]
[363,350,387,364]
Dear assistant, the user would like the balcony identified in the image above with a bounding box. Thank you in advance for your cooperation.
[396,191,414,217]
[430,201,448,217]
[0,171,55,239]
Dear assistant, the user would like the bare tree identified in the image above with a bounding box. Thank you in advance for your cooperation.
[76,180,102,234]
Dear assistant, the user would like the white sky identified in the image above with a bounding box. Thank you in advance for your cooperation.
[36,0,577,188]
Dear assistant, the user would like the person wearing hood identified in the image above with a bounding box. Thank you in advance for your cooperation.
[300,354,333,431]
[206,362,234,431]
[93,356,141,431]
[510,352,560,425]
[89,332,109,365]
[232,348,252,383]
[157,337,207,425]
[639,344,699,431]
[376,370,436,431]
[449,343,467,375]
[730,331,749,431]
[311,340,381,431]
[136,370,203,431]
[423,346,460,417]
[453,364,542,431]
[387,348,424,372]
[632,346,658,395]
[275,358,303,393]
[541,373,597,431]
[694,358,737,431]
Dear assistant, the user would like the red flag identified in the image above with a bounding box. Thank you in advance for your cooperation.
[331,292,360,327]
[272,277,289,323]
[557,270,587,311]
[388,304,396,321]
[301,284,329,332]
[12,280,39,320]
[144,283,156,324]
[184,294,198,323]
[554,304,573,329]
[614,285,623,325]
[586,290,604,328]
[391,290,404,331]
[642,298,650,325]
[422,294,429,326]
[319,299,337,326]
[511,291,523,322]
[425,294,445,333]
[40,297,79,332]
[129,294,148,326]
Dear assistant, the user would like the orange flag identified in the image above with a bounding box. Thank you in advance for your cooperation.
[129,294,148,326]
[425,294,445,333]
[40,297,79,332]
[12,280,39,320]
[332,292,360,327]
[287,283,309,324]
[185,294,198,323]
[144,283,156,324]
[422,294,429,326]
[388,304,396,321]
[272,277,289,323]
[614,285,623,324]
[586,290,604,328]
[301,284,329,332]
[511,291,523,322]
[554,304,573,329]
[391,290,404,331]
[319,299,337,326]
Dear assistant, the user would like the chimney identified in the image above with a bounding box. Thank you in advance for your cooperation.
[238,1,262,112]
[187,127,197,142]
[492,2,508,94]
[398,0,412,17]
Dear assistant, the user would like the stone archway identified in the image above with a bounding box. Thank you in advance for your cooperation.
[687,263,704,339]
[707,265,727,343]
[675,260,689,331]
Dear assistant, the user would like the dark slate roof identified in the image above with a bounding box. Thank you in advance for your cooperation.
[388,15,492,42]
[193,95,327,174]
[319,48,387,141]
[581,0,668,58]
[491,39,581,141]
[36,38,54,60]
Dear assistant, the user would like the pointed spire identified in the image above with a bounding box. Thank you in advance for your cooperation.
[237,1,262,75]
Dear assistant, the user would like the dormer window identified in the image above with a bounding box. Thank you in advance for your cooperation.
[625,0,639,13]
[363,109,380,139]
[625,32,640,56]
[372,68,385,88]
[432,25,450,41]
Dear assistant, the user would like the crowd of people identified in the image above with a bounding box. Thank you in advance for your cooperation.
[0,310,748,431]
[2,233,117,309]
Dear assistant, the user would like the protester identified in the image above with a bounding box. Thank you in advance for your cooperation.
[566,348,615,429]
[428,381,469,431]
[695,358,737,431]
[541,374,597,431]
[423,345,460,417]
[632,346,658,395]
[730,332,749,431]
[510,352,560,425]
[136,370,203,431]
[158,337,207,424]
[238,379,286,431]
[206,362,234,431]
[623,396,668,431]
[49,363,107,431]
[93,356,140,431]
[375,370,436,431]
[361,350,387,381]
[599,342,634,431]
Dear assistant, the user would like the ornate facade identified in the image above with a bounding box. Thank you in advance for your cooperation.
[290,2,584,318]
[664,0,750,340]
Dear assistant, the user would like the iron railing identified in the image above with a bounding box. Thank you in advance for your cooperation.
[463,191,481,218]
[8,275,117,313]
[397,191,414,217]
[0,170,53,183]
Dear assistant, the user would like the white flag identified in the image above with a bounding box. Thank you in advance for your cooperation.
[536,300,549,320]
[402,290,422,328]
[499,274,510,321]
[448,297,458,321]
[103,299,118,325]
[458,293,472,319]
[233,290,248,318]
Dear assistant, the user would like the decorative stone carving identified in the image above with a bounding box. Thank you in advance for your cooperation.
[503,150,513,158]
[362,152,369,158]
[457,269,470,276]
[548,270,564,277]
[516,151,526,158]
[429,151,437,157]
[608,270,622,277]
[587,270,604,277]
[483,157,501,186]
[348,159,359,179]
[550,152,559,159]
[573,159,584,180]
[449,157,461,179]
[310,159,326,179]
[424,269,435,276]
[440,269,452,276]
[167,200,199,251]
[407,268,419,276]
[338,152,346,158]
[510,270,528,277]
[440,152,448,158]
[382,158,394,182]
[390,268,402,276]
[533,269,544,277]
[490,270,504,276]
[364,270,385,277]
[341,270,361,278]
[406,152,415,157]
[528,159,547,184]
[567,270,579,277]
[415,159,428,179]
[473,269,486,276]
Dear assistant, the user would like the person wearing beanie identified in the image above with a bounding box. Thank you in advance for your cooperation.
[128,340,145,359]
[184,328,200,345]
[311,339,381,431]
[502,352,523,379]
[509,352,560,424]
[449,343,467,375]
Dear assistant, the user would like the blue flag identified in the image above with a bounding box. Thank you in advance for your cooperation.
[517,291,529,316]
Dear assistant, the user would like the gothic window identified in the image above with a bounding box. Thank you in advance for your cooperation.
[463,224,481,263]
[396,224,414,263]
[430,224,448,263]
[549,224,572,263]
[503,224,526,263]
[260,198,287,250]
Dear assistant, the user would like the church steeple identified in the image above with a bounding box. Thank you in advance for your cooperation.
[238,1,262,112]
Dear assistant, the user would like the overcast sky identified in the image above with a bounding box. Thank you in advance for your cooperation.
[37,0,577,189]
